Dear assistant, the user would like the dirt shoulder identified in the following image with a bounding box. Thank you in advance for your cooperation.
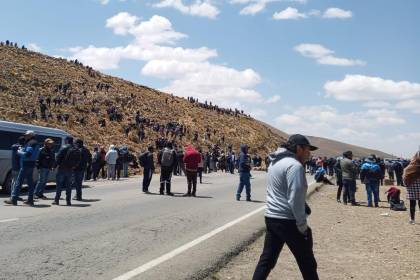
[207,182,420,280]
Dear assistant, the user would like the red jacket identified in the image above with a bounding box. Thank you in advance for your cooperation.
[183,145,201,171]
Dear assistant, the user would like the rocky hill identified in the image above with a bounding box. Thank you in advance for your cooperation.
[0,44,286,156]
[307,136,394,159]
[0,44,394,160]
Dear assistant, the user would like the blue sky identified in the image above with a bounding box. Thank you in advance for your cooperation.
[1,0,419,157]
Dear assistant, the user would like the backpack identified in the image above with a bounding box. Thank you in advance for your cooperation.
[63,145,82,169]
[139,152,148,167]
[161,149,174,167]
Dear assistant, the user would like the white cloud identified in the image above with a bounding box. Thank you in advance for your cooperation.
[105,12,138,35]
[231,0,307,16]
[363,101,391,108]
[153,0,220,19]
[395,99,420,114]
[294,43,365,66]
[67,13,278,108]
[272,7,353,20]
[266,95,281,103]
[240,1,267,15]
[274,105,406,154]
[324,75,420,101]
[323,7,352,19]
[99,0,110,5]
[27,43,42,52]
[273,7,306,20]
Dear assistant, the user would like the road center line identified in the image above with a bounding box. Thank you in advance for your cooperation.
[0,218,19,223]
[112,205,266,280]
[113,180,317,280]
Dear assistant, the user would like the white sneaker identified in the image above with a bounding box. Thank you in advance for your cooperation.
[409,219,415,225]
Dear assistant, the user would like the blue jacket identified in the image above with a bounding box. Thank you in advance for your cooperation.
[238,144,251,173]
[360,162,382,183]
[18,138,40,168]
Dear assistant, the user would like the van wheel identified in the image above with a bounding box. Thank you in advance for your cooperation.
[1,172,12,195]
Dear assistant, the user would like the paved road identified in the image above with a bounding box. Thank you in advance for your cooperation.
[0,171,315,280]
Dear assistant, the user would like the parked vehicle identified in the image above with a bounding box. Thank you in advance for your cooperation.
[0,120,72,194]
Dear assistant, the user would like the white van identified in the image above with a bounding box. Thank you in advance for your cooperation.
[0,120,72,194]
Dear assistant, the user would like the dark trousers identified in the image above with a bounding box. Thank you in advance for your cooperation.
[396,173,404,186]
[253,218,318,280]
[336,180,343,201]
[197,167,203,183]
[72,170,85,200]
[186,170,197,195]
[92,163,100,180]
[143,168,153,192]
[11,167,35,203]
[160,167,172,194]
[409,200,420,220]
[55,170,73,203]
[343,179,356,204]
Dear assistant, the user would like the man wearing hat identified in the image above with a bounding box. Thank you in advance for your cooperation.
[34,138,55,199]
[341,150,358,206]
[253,134,319,280]
[5,130,40,206]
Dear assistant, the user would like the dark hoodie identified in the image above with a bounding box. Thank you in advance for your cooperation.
[238,144,251,173]
[75,139,92,171]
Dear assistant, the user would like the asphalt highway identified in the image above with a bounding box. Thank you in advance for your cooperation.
[0,171,315,280]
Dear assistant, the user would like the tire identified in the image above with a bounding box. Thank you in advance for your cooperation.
[1,171,13,195]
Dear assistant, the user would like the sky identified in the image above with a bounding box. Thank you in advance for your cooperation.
[1,0,419,157]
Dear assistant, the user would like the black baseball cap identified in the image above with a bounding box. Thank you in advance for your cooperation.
[286,134,318,151]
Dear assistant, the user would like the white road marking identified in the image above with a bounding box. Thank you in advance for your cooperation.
[0,218,19,223]
[112,205,266,280]
[113,179,317,280]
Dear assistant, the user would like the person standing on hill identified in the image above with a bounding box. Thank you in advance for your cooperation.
[139,145,155,193]
[340,151,358,206]
[403,151,420,225]
[236,144,252,201]
[183,144,201,197]
[360,155,382,207]
[34,138,55,199]
[158,143,176,196]
[253,134,319,280]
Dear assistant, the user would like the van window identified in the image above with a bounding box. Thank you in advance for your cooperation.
[0,130,24,150]
[0,130,63,153]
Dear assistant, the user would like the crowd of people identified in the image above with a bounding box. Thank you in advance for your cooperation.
[3,127,266,205]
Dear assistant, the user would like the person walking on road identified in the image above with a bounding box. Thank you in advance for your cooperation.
[183,144,201,197]
[403,151,420,225]
[34,138,55,199]
[253,134,319,280]
[139,145,155,193]
[236,144,252,201]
